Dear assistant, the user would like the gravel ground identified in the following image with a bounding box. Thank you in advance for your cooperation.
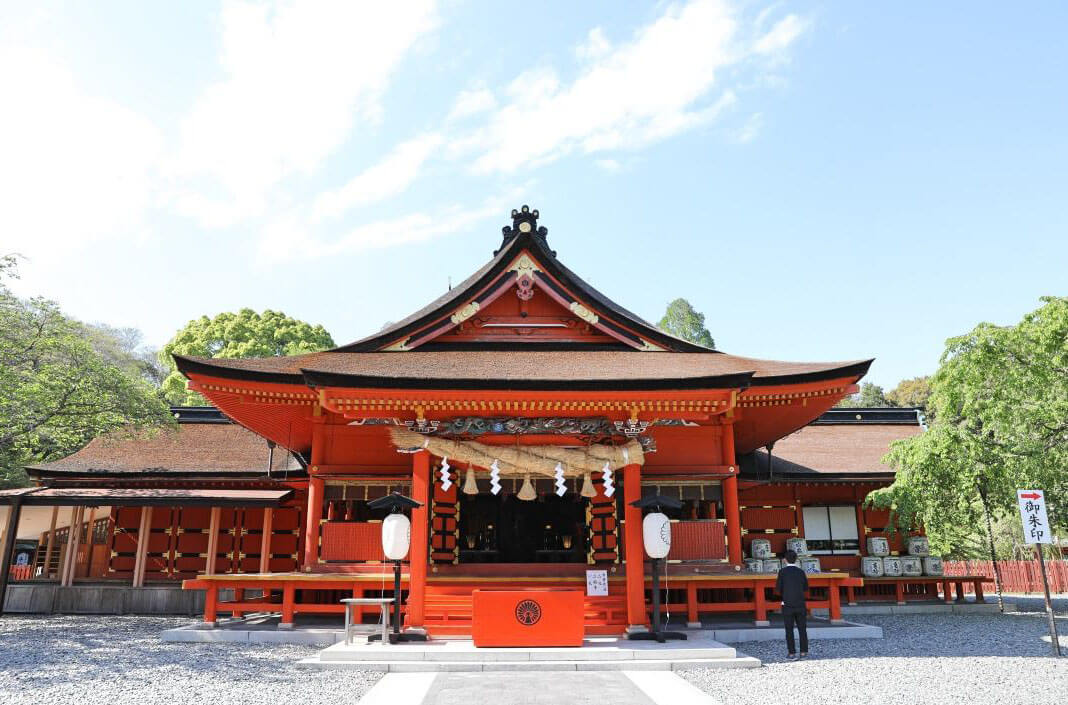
[0,615,381,705]
[680,596,1068,705]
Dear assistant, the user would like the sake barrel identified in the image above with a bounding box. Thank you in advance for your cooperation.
[744,558,763,573]
[882,556,903,577]
[866,536,890,556]
[923,556,944,576]
[750,539,773,559]
[906,536,930,556]
[861,556,885,578]
[785,538,809,555]
[901,556,923,576]
[799,557,821,574]
[762,559,782,573]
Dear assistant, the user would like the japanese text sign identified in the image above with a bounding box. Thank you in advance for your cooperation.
[1018,489,1052,544]
[586,569,609,596]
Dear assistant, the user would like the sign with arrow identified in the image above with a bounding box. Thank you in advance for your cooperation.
[1017,489,1060,657]
[1017,489,1051,544]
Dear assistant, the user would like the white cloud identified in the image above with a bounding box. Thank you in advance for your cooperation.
[458,0,742,173]
[733,112,763,143]
[0,47,162,256]
[166,0,439,227]
[311,133,443,222]
[595,158,621,172]
[451,0,807,174]
[575,27,611,61]
[754,14,808,54]
[448,85,497,121]
[257,189,523,264]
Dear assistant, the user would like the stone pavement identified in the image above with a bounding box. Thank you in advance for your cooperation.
[356,671,719,705]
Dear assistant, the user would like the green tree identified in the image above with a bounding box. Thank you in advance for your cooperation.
[835,382,892,408]
[886,376,932,409]
[657,298,715,349]
[870,297,1068,602]
[0,256,172,488]
[160,308,336,405]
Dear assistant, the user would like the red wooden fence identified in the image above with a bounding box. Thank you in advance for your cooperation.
[944,560,1068,594]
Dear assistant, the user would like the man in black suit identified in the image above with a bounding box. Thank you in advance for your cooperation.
[775,549,809,659]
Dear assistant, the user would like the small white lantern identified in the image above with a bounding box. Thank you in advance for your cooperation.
[642,512,671,559]
[381,513,411,560]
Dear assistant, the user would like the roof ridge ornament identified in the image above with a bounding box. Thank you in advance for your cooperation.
[496,205,554,257]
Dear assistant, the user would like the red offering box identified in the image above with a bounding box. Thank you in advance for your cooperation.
[471,589,584,647]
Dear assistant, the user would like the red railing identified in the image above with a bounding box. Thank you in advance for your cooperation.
[944,560,1068,594]
[9,564,34,581]
[667,520,726,560]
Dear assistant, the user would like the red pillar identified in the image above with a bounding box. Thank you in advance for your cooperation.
[406,449,430,628]
[303,423,326,571]
[623,462,647,629]
[722,424,742,566]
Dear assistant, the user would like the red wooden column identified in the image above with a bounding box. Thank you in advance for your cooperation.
[721,424,742,566]
[303,422,326,570]
[623,462,647,629]
[406,449,430,629]
[259,508,273,574]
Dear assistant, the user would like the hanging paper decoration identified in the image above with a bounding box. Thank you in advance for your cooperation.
[517,474,536,501]
[553,463,567,497]
[439,456,452,491]
[462,467,479,495]
[580,471,596,498]
[489,459,502,495]
[602,460,615,498]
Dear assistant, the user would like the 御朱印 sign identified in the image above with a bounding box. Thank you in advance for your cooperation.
[1017,489,1051,544]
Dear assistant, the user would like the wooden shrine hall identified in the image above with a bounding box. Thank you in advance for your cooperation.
[2,207,974,635]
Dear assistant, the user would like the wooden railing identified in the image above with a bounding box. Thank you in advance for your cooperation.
[667,520,726,561]
[944,560,1068,594]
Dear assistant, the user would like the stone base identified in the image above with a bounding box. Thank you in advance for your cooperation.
[3,584,204,615]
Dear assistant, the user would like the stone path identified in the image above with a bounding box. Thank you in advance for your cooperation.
[357,671,718,705]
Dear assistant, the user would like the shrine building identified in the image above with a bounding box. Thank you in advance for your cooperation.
[2,208,977,633]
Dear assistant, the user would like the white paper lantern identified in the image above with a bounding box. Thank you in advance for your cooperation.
[642,512,671,559]
[381,513,411,560]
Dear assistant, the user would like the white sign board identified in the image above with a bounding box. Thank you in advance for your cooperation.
[1018,489,1052,544]
[585,569,609,597]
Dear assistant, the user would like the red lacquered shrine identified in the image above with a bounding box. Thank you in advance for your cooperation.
[166,206,877,634]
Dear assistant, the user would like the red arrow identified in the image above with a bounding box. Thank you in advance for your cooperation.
[1019,492,1042,500]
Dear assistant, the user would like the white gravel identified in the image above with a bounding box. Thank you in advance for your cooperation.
[680,596,1068,705]
[0,615,381,705]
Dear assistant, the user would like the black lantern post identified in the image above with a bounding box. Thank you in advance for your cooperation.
[628,494,687,643]
[367,492,428,643]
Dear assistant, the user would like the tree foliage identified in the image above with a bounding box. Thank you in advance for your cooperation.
[0,256,172,488]
[869,297,1068,553]
[657,298,715,349]
[835,382,892,408]
[160,308,336,405]
[886,376,932,409]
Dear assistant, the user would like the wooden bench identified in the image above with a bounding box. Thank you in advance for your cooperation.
[341,597,393,644]
[851,575,993,605]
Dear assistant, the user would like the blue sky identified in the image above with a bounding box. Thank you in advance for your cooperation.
[2,1,1066,389]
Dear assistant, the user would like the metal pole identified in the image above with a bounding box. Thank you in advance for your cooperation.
[651,557,662,641]
[1035,544,1061,657]
[393,559,402,642]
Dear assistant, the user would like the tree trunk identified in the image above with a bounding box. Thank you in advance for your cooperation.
[977,483,1005,613]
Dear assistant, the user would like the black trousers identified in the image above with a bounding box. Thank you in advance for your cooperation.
[782,606,808,654]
